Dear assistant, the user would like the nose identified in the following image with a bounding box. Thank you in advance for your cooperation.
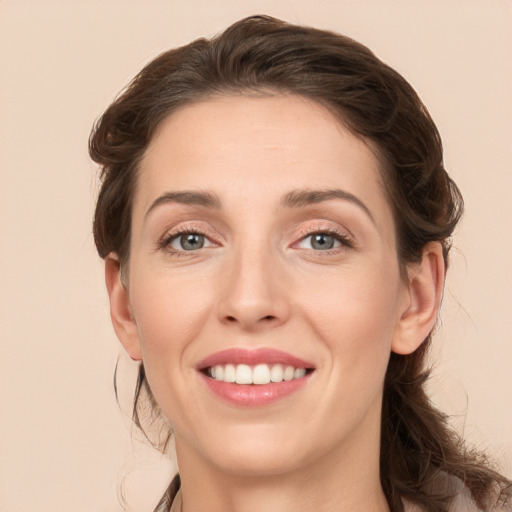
[216,245,291,332]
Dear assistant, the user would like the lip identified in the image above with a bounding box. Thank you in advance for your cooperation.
[196,348,315,407]
[196,348,315,370]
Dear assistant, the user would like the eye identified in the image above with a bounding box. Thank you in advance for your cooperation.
[165,231,215,252]
[296,231,351,251]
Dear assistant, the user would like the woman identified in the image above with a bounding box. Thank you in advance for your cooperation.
[89,15,511,512]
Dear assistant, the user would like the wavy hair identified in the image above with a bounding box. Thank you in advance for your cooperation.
[90,15,511,512]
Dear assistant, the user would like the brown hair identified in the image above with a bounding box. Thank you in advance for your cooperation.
[90,15,511,512]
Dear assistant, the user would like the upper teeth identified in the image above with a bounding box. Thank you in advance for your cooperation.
[208,364,307,385]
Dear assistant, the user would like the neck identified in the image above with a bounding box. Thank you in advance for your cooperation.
[178,466,389,512]
[174,407,390,512]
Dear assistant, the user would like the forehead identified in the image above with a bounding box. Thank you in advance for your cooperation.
[135,94,392,228]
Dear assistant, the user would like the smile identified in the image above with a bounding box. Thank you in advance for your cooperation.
[207,363,308,384]
[197,348,315,406]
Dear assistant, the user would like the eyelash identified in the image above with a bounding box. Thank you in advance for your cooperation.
[294,227,354,252]
[156,227,217,256]
[157,226,354,256]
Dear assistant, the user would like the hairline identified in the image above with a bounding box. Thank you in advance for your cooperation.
[120,88,401,274]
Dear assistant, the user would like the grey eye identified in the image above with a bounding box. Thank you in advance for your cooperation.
[297,232,343,251]
[173,233,206,250]
[310,233,336,250]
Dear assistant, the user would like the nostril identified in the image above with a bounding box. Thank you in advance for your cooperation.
[224,314,277,324]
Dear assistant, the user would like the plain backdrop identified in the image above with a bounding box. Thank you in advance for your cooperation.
[1,1,511,511]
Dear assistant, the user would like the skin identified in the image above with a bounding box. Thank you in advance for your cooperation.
[106,94,445,512]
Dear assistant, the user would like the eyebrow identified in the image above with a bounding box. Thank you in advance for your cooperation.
[145,190,222,219]
[281,189,375,224]
[145,188,375,224]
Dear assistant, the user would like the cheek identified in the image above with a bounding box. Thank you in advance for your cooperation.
[128,271,213,386]
[297,259,402,376]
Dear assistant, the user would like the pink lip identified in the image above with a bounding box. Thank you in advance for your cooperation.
[199,375,311,406]
[196,348,315,370]
[196,348,315,407]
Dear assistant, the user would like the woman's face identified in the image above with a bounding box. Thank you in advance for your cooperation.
[117,94,415,477]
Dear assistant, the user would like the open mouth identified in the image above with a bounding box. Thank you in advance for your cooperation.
[197,349,316,405]
[202,363,315,385]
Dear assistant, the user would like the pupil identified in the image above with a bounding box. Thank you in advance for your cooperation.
[181,233,204,250]
[312,234,334,250]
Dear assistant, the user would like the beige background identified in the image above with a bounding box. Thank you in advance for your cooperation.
[1,1,511,511]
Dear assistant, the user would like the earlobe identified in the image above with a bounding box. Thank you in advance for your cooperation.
[105,254,143,361]
[392,242,446,355]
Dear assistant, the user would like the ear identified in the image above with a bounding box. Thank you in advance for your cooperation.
[105,254,142,361]
[392,242,446,355]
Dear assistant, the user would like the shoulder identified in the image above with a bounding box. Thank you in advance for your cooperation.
[403,473,512,512]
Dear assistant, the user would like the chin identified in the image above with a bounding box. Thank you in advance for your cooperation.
[173,421,306,477]
[211,444,306,477]
[195,422,328,478]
